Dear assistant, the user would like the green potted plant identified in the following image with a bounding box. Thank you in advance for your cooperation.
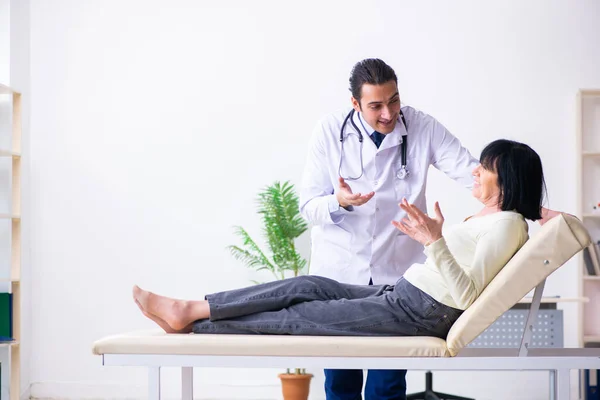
[228,180,313,400]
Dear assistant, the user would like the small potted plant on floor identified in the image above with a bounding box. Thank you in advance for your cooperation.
[228,180,313,400]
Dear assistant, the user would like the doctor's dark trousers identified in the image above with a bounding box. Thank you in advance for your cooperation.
[192,275,463,399]
[323,279,414,400]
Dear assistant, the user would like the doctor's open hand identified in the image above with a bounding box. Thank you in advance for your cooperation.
[336,177,375,209]
[392,199,445,246]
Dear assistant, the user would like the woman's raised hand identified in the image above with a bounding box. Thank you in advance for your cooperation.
[392,198,444,246]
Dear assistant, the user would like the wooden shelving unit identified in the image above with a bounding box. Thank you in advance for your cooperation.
[0,83,21,400]
[577,89,600,350]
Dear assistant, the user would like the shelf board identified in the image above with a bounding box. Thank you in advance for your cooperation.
[0,149,21,158]
[518,297,588,303]
[581,90,600,97]
[584,336,600,344]
[584,275,600,281]
[0,278,19,283]
[583,152,600,157]
[0,340,18,348]
[0,214,20,220]
[0,84,16,95]
[583,214,600,219]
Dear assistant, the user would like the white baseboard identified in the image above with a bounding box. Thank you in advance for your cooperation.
[24,378,581,400]
[28,381,284,400]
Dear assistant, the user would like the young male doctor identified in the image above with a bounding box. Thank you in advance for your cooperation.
[299,58,557,400]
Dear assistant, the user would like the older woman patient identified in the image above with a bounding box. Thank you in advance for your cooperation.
[133,139,547,339]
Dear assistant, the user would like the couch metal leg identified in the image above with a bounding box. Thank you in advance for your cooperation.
[182,367,193,400]
[549,370,556,400]
[148,367,161,400]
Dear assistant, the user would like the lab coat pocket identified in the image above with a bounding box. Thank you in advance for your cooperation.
[311,225,353,269]
[393,159,421,198]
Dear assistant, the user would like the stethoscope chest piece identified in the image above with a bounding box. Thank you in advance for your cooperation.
[397,165,409,180]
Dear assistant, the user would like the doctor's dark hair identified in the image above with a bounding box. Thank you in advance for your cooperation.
[349,58,398,103]
[480,139,546,221]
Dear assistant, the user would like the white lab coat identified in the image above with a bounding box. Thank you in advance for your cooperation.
[299,105,478,285]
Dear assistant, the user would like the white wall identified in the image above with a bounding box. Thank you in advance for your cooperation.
[23,0,600,399]
[0,0,8,83]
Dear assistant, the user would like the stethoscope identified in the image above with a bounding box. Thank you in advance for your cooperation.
[338,109,408,181]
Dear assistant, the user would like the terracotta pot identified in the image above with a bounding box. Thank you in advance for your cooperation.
[278,373,313,400]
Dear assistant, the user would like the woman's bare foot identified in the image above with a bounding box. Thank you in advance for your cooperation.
[133,297,192,333]
[132,285,209,331]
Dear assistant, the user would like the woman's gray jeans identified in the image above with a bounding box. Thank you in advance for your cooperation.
[193,275,462,338]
